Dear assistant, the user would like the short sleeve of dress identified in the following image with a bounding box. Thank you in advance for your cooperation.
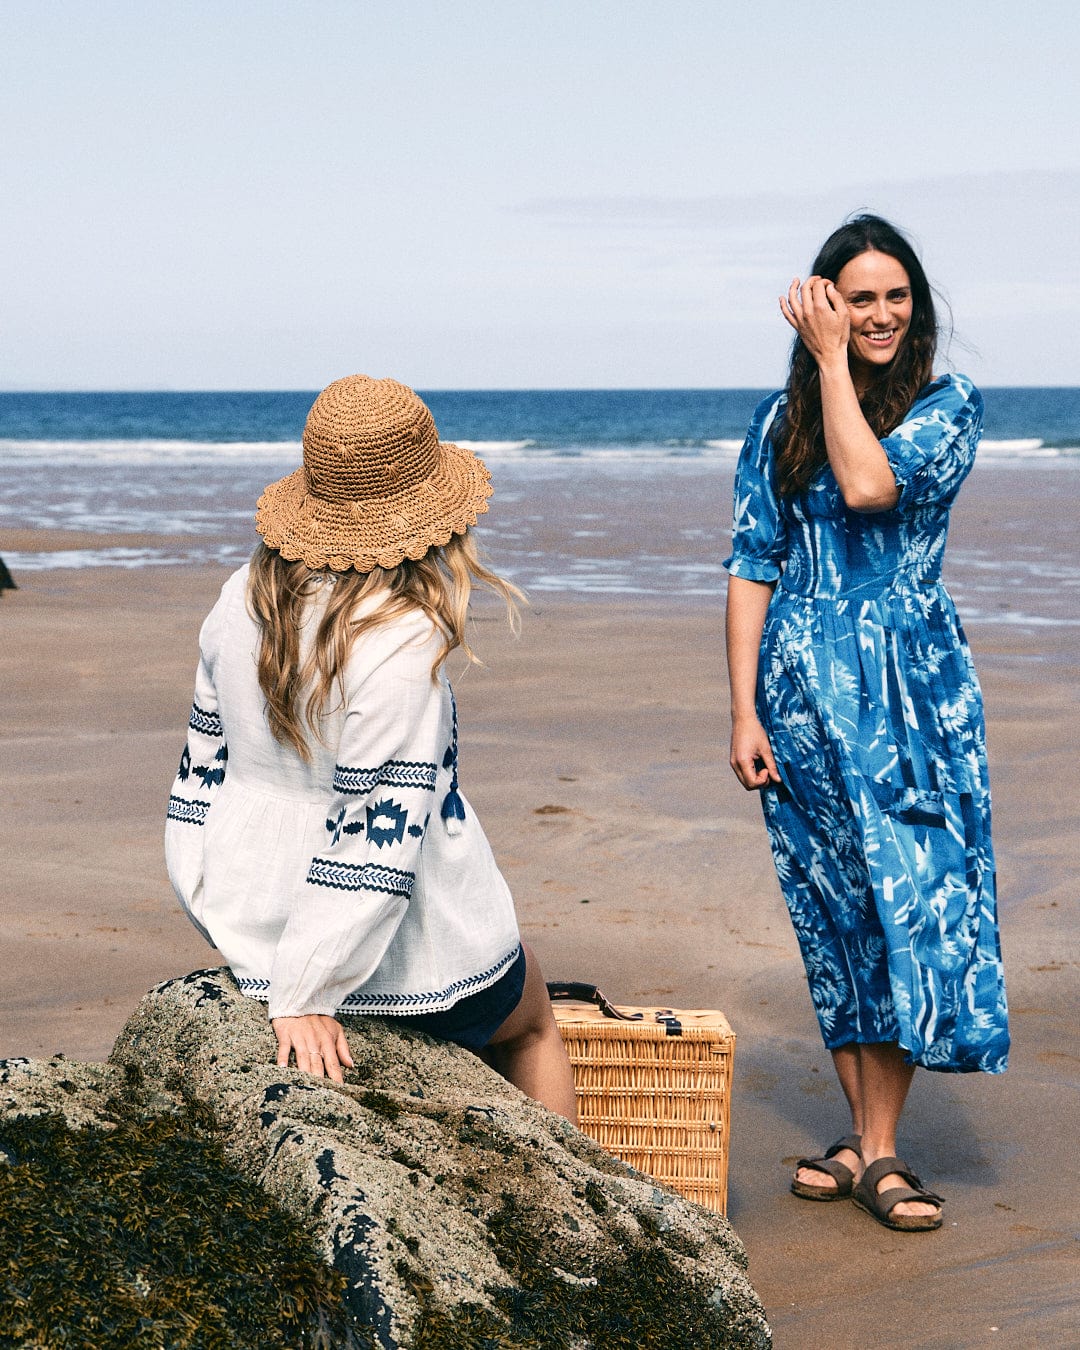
[880,374,983,512]
[723,391,788,584]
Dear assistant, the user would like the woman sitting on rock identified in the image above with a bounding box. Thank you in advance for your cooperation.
[165,374,577,1121]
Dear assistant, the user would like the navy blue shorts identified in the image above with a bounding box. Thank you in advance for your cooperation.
[385,945,528,1052]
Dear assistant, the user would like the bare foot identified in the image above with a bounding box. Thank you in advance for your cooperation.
[794,1142,862,1193]
[861,1159,941,1220]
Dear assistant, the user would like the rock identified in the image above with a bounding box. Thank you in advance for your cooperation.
[0,1057,363,1347]
[0,1054,182,1134]
[8,968,773,1347]
[0,1056,135,1133]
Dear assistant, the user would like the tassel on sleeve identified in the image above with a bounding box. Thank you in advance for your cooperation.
[441,685,466,836]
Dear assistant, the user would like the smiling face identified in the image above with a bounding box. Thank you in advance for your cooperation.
[835,249,914,391]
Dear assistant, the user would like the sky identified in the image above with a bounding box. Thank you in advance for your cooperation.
[2,0,1078,389]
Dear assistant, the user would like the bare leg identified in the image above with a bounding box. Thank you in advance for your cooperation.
[794,1041,938,1219]
[485,943,578,1123]
[858,1041,937,1219]
[831,1042,865,1131]
[793,1043,863,1190]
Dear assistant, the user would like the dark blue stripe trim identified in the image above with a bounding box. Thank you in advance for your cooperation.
[167,796,209,826]
[332,765,381,795]
[339,947,520,1012]
[381,760,438,791]
[189,703,223,738]
[233,946,522,1015]
[333,759,438,795]
[307,858,414,898]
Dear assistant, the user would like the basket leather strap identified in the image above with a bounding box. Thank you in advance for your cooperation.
[546,981,644,1021]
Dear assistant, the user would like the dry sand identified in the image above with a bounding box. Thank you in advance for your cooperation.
[2,467,1078,1347]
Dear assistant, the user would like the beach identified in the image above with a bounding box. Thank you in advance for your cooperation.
[2,462,1078,1347]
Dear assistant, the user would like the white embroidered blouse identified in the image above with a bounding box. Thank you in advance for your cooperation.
[165,565,521,1020]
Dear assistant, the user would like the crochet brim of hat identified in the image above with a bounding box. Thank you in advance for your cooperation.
[255,441,493,573]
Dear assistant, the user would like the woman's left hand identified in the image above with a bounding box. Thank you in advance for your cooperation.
[780,275,850,369]
[272,1013,355,1083]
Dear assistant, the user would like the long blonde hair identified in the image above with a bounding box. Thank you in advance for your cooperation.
[247,533,522,760]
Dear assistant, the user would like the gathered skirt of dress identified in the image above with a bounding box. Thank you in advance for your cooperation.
[758,580,1009,1074]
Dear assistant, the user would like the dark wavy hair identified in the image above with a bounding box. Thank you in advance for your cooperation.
[773,214,938,497]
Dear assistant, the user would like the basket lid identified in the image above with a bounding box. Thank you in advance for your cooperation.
[551,1001,733,1038]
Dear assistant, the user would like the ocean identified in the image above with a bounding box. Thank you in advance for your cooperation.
[2,386,1079,460]
[2,388,1078,620]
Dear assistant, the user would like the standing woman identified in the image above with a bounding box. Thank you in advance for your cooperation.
[724,216,1008,1231]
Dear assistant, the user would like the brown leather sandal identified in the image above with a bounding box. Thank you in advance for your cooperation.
[852,1156,944,1231]
[790,1133,863,1201]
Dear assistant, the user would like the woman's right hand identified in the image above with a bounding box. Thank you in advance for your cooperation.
[272,1013,355,1083]
[730,714,782,791]
[779,275,851,371]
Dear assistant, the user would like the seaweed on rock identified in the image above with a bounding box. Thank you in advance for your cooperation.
[0,1107,373,1350]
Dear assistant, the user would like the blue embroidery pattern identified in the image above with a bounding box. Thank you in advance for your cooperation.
[189,703,223,738]
[234,945,520,1014]
[725,374,1008,1075]
[338,946,520,1012]
[325,806,364,846]
[167,795,209,826]
[332,764,382,795]
[366,798,407,849]
[381,760,438,791]
[307,858,414,898]
[193,744,228,789]
[333,759,438,796]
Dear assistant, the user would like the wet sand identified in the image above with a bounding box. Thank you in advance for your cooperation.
[1,465,1078,1346]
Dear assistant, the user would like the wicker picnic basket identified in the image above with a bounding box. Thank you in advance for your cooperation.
[548,982,735,1215]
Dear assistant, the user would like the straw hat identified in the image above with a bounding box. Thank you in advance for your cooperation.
[255,375,493,572]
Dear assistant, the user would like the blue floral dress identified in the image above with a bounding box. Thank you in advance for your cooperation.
[725,373,1008,1073]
